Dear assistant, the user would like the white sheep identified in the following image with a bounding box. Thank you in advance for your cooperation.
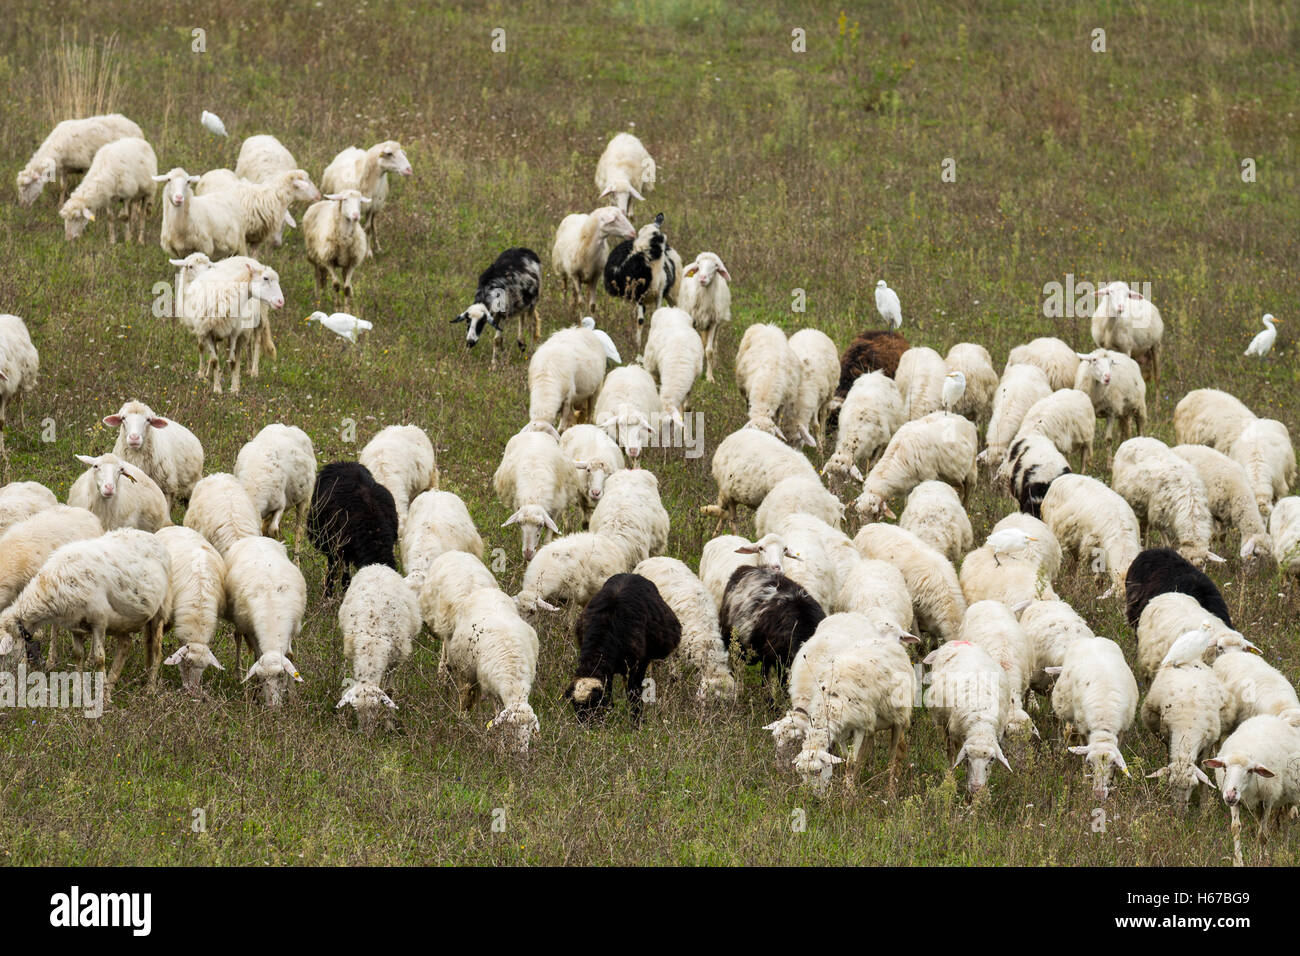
[16,113,143,206]
[1004,336,1080,391]
[68,453,170,532]
[990,512,1062,578]
[853,411,978,519]
[513,527,645,612]
[594,132,656,217]
[1229,418,1297,519]
[944,343,998,423]
[153,167,246,258]
[419,550,499,646]
[0,481,57,536]
[1113,436,1221,567]
[593,365,663,463]
[184,473,261,557]
[822,370,904,484]
[771,513,858,613]
[402,490,484,592]
[359,424,437,527]
[1017,599,1093,694]
[1203,715,1300,866]
[559,424,625,524]
[493,427,580,560]
[1213,650,1300,733]
[1174,388,1257,452]
[303,189,370,306]
[224,535,306,705]
[641,307,703,431]
[1142,659,1228,809]
[787,328,839,448]
[1091,281,1164,382]
[552,206,636,317]
[588,467,669,559]
[958,540,1059,608]
[156,526,225,697]
[1040,473,1142,592]
[958,600,1035,736]
[103,400,204,509]
[894,346,948,421]
[833,558,915,636]
[701,427,819,533]
[1048,637,1138,800]
[193,168,239,195]
[58,137,156,243]
[898,480,974,564]
[677,252,732,383]
[233,424,316,558]
[1136,593,1252,682]
[753,476,844,538]
[734,323,802,440]
[204,168,320,253]
[0,313,39,457]
[1013,388,1095,472]
[234,134,297,184]
[982,363,1052,472]
[336,564,419,732]
[854,522,966,644]
[1174,444,1272,562]
[1272,495,1300,577]
[699,534,759,611]
[320,140,412,253]
[922,640,1013,793]
[528,325,612,430]
[179,254,284,394]
[1073,348,1147,445]
[633,556,736,701]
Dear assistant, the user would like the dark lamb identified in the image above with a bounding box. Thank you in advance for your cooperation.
[1005,436,1070,518]
[307,461,399,596]
[565,573,681,723]
[603,213,679,341]
[452,246,542,364]
[1124,547,1233,631]
[718,566,826,681]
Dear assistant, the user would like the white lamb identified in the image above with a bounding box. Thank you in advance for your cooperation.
[336,565,419,733]
[641,307,703,430]
[1040,474,1142,591]
[224,535,306,706]
[1173,444,1272,562]
[1013,388,1095,472]
[303,189,370,306]
[1272,496,1300,577]
[183,473,261,557]
[588,467,669,559]
[319,140,412,253]
[699,534,759,611]
[402,490,484,592]
[981,363,1052,472]
[559,424,625,524]
[594,132,656,217]
[1047,637,1139,800]
[701,427,820,533]
[493,427,580,560]
[1112,436,1221,568]
[359,424,437,527]
[153,167,246,258]
[1174,388,1256,452]
[156,526,226,697]
[1091,281,1164,382]
[179,254,284,394]
[853,411,978,519]
[552,206,636,317]
[528,325,612,430]
[233,424,316,557]
[854,522,966,644]
[677,252,732,383]
[0,313,39,457]
[822,370,904,483]
[1142,659,1228,809]
[787,328,840,448]
[1004,336,1080,391]
[68,453,170,533]
[753,476,844,538]
[0,481,58,537]
[944,343,998,423]
[16,113,143,206]
[899,480,974,563]
[922,640,1013,793]
[593,365,663,463]
[59,137,156,243]
[1203,715,1300,866]
[958,600,1035,736]
[1017,599,1093,694]
[103,400,204,509]
[1229,418,1297,519]
[1073,348,1147,444]
[633,556,736,701]
[733,323,802,440]
[894,346,948,421]
[1136,593,1253,682]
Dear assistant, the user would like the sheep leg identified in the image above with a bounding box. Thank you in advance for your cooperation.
[844,729,866,789]
[314,266,328,304]
[888,724,908,796]
[368,214,382,255]
[146,615,165,690]
[1231,804,1243,867]
[516,312,527,353]
[249,325,262,378]
[532,305,542,341]
[627,664,648,725]
[45,625,58,669]
[233,632,243,675]
[106,214,117,244]
[457,682,479,712]
[292,505,306,564]
[105,635,131,693]
[490,329,501,370]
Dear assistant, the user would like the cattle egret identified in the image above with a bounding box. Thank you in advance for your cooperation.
[1160,622,1216,669]
[986,527,1036,566]
[875,280,901,329]
[307,311,372,342]
[200,110,228,137]
[1244,314,1279,358]
[942,370,966,414]
[581,316,622,364]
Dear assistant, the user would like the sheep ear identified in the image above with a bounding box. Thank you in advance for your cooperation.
[599,185,615,198]
[359,196,372,204]
[1193,766,1216,788]
[628,186,645,201]
[1205,551,1226,564]
[102,415,123,427]
[501,509,522,527]
[75,454,96,466]
[734,545,760,554]
[451,313,468,324]
[205,647,224,671]
[536,599,559,612]
[151,174,168,182]
[541,510,560,534]
[994,745,1013,772]
[1068,745,1090,757]
[952,744,968,768]
[1075,352,1092,359]
[187,175,200,185]
[1146,767,1168,779]
[715,262,731,281]
[782,548,802,562]
[0,634,13,656]
[897,632,921,645]
[849,464,865,482]
[1203,758,1226,770]
[241,662,260,684]
[336,683,359,708]
[325,192,346,201]
[163,647,187,666]
[882,505,897,520]
[148,418,168,429]
[798,425,816,448]
[921,650,938,666]
[573,459,589,470]
[684,264,699,277]
[1252,765,1275,778]
[771,425,787,442]
[761,720,782,732]
[825,753,844,765]
[379,690,398,710]
[1010,599,1032,617]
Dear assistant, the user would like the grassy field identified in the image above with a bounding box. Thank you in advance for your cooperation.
[0,0,1298,865]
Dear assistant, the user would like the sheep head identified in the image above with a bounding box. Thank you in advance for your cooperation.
[164,642,224,697]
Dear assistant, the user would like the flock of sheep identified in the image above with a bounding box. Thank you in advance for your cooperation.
[6,110,1300,867]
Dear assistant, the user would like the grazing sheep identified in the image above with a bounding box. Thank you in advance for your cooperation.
[633,556,736,701]
[513,526,646,612]
[0,314,39,457]
[834,331,909,404]
[337,565,419,733]
[1213,651,1300,731]
[223,535,306,707]
[1142,659,1227,809]
[204,168,320,253]
[998,434,1070,519]
[922,640,1013,794]
[1113,437,1221,568]
[1124,547,1232,631]
[153,167,246,258]
[718,566,825,683]
[303,189,370,308]
[1013,388,1095,473]
[853,411,978,520]
[359,425,437,528]
[588,467,670,559]
[180,254,284,394]
[753,476,844,538]
[787,328,840,448]
[1174,389,1257,452]
[419,550,499,645]
[103,400,204,509]
[59,137,156,243]
[319,140,412,253]
[944,343,998,423]
[594,133,656,217]
[958,541,1059,609]
[1048,637,1139,801]
[899,480,974,564]
[854,522,966,645]
[734,323,802,440]
[642,307,703,430]
[528,325,613,430]
[958,600,1035,736]
[1005,336,1080,391]
[307,462,399,595]
[1073,348,1147,445]
[566,573,680,721]
[1041,474,1142,592]
[559,424,625,525]
[822,370,904,484]
[234,134,298,184]
[16,113,143,206]
[1018,599,1094,694]
[593,365,663,463]
[1271,496,1300,576]
[770,513,859,613]
[156,526,225,697]
[701,427,820,533]
[552,206,636,317]
[894,347,948,421]
[1135,592,1249,682]
[454,247,543,368]
[603,212,682,347]
[1174,444,1272,562]
[183,473,261,558]
[1091,281,1164,382]
[0,481,57,536]
[981,363,1052,473]
[699,534,759,611]
[233,424,316,558]
[494,427,580,560]
[677,252,732,383]
[68,453,170,532]
[834,558,914,635]
[1228,418,1297,519]
[1203,715,1300,866]
[401,490,483,592]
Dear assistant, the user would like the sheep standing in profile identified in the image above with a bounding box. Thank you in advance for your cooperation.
[59,137,157,243]
[552,206,636,319]
[17,113,143,206]
[320,140,412,253]
[603,213,681,347]
[453,247,543,368]
[0,314,39,459]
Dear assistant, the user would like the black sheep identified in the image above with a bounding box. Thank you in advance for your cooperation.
[564,573,681,723]
[451,247,541,367]
[828,330,910,433]
[718,566,826,681]
[603,213,679,344]
[307,461,399,596]
[1124,547,1232,631]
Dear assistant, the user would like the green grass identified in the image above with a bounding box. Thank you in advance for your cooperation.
[0,0,1298,865]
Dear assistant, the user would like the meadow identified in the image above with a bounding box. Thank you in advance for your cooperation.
[0,0,1298,865]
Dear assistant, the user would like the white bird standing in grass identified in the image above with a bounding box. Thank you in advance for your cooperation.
[200,110,228,137]
[985,527,1036,566]
[307,311,372,343]
[581,315,622,364]
[875,279,901,329]
[942,370,966,414]
[1160,622,1216,669]
[1244,313,1279,358]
